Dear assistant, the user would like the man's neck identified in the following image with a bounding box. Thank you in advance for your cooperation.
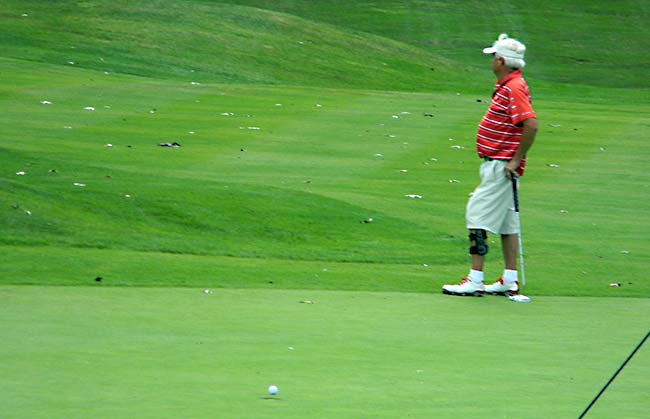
[497,68,519,83]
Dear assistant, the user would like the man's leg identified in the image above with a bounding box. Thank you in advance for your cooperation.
[471,229,487,272]
[501,234,517,270]
[472,254,485,271]
[484,234,519,295]
[441,229,487,296]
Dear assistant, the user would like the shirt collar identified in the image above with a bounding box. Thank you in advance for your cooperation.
[496,69,522,88]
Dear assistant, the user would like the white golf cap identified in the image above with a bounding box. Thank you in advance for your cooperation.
[483,33,526,60]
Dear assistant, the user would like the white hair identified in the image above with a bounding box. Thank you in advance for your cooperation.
[494,34,527,69]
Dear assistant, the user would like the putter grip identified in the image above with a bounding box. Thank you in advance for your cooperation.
[511,176,519,212]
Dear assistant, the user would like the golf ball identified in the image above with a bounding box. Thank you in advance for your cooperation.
[268,385,279,395]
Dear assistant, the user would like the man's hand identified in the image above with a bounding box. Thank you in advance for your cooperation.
[504,159,520,179]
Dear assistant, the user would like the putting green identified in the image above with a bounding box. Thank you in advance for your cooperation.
[1,286,648,418]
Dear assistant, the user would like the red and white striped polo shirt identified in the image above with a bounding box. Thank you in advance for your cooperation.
[476,70,536,174]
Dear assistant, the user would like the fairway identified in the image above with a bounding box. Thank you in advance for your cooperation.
[2,1,649,418]
[1,286,649,418]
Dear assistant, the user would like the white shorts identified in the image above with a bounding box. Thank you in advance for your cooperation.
[466,160,519,235]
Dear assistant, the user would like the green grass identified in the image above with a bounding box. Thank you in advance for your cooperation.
[1,1,649,418]
[0,0,460,92]
[1,58,648,296]
[1,286,649,419]
[222,0,650,89]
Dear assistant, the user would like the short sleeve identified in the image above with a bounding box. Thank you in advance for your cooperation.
[509,82,536,126]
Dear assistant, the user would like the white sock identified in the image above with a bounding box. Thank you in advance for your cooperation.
[503,269,518,283]
[469,269,484,283]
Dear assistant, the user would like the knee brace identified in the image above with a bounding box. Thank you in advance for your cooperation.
[469,229,488,255]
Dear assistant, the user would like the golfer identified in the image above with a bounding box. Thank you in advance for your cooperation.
[442,34,538,296]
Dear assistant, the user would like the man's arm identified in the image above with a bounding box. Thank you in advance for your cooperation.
[505,117,538,177]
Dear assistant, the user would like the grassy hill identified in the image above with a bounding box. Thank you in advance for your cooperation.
[222,0,650,89]
[1,0,461,91]
[3,1,648,90]
[1,0,649,297]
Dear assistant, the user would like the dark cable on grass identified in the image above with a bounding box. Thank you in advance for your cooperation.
[578,330,649,418]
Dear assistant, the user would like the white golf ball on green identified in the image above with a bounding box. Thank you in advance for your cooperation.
[268,385,279,395]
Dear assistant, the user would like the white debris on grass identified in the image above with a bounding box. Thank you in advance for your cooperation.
[399,169,408,173]
[83,106,95,111]
[549,124,561,127]
[621,250,630,254]
[547,164,560,168]
[315,104,322,108]
[190,81,201,85]
[16,171,26,176]
[450,145,465,150]
[25,209,32,216]
[67,61,76,65]
[448,179,460,183]
[105,143,113,147]
[240,126,261,130]
[405,194,423,199]
[560,210,569,214]
[221,112,234,116]
[73,182,86,187]
[391,115,400,119]
[64,126,72,129]
[40,100,52,105]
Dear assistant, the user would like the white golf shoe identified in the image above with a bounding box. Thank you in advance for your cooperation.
[484,278,519,296]
[442,277,485,296]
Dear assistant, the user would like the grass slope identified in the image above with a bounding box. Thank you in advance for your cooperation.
[0,0,459,92]
[217,0,650,89]
[1,0,649,298]
[1,58,649,297]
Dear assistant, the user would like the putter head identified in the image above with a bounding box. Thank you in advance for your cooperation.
[509,294,531,303]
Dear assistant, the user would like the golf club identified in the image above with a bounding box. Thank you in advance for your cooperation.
[511,175,526,287]
[578,330,650,418]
